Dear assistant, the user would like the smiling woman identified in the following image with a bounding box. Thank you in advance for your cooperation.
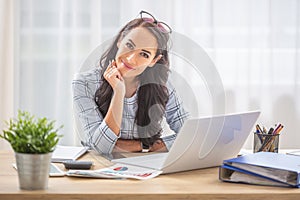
[5,0,299,153]
[72,11,189,155]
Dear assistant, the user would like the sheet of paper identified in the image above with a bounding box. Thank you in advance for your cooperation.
[67,163,162,180]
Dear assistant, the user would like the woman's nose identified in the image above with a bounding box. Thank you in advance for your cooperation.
[124,52,139,65]
[126,53,135,61]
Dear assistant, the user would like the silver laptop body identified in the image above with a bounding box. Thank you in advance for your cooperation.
[112,111,260,174]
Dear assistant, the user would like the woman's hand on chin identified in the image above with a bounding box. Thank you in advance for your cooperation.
[104,60,125,95]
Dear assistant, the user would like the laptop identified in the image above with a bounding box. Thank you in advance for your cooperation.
[111,110,260,174]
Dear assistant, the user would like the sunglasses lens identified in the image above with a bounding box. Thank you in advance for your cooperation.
[140,11,172,33]
[143,17,155,23]
[157,23,170,33]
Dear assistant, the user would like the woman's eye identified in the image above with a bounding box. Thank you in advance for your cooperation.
[140,52,149,59]
[125,42,134,50]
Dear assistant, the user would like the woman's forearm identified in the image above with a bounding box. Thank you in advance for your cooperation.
[114,139,168,153]
[104,92,124,136]
[103,61,125,137]
[114,139,142,152]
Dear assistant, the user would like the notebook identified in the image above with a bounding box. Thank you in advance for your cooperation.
[112,110,260,174]
[52,145,89,163]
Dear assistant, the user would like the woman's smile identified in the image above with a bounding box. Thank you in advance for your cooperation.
[121,59,135,70]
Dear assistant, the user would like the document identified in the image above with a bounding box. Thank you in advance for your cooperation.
[286,150,300,156]
[219,152,300,187]
[220,164,292,187]
[66,163,162,180]
[52,145,89,163]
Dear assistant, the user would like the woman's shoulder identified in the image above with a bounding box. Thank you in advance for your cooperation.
[72,67,103,96]
[166,79,176,94]
[73,67,102,83]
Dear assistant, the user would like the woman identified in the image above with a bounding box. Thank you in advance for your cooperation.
[72,11,189,154]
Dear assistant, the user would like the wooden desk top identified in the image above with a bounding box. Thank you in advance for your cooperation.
[1,150,300,200]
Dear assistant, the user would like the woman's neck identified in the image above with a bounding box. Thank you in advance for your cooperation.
[124,77,139,98]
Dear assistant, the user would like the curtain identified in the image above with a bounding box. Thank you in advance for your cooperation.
[14,0,105,145]
[1,0,299,150]
[0,0,14,150]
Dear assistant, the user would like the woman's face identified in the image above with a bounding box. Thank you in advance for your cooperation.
[115,27,160,79]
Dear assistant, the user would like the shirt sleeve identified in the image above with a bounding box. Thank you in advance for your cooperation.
[161,82,190,150]
[72,70,118,154]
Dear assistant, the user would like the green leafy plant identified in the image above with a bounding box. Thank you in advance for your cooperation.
[0,110,63,154]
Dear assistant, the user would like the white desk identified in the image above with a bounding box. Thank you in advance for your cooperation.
[1,150,300,200]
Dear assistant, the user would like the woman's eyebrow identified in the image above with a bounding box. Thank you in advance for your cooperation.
[141,49,151,55]
[128,39,136,47]
[129,39,152,55]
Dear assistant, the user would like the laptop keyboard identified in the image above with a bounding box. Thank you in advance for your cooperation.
[112,152,168,170]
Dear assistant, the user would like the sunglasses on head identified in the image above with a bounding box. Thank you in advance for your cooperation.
[139,10,172,34]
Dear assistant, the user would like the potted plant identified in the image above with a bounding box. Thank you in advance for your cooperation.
[0,110,62,190]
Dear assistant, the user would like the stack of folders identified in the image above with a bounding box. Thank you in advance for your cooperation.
[219,152,300,188]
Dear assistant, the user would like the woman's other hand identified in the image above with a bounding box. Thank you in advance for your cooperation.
[149,139,167,152]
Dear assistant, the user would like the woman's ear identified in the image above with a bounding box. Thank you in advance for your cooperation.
[117,38,121,48]
[149,54,163,67]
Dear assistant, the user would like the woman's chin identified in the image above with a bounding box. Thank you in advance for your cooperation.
[120,72,132,78]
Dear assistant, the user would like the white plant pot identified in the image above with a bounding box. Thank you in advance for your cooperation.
[15,152,52,190]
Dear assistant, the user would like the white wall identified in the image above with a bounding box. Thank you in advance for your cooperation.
[1,0,299,151]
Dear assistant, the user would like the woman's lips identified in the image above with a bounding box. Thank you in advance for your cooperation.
[121,60,135,70]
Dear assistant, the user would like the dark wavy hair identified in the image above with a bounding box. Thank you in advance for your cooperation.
[94,18,170,148]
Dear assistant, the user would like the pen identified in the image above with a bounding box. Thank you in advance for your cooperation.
[263,127,267,134]
[274,125,284,135]
[256,124,263,134]
[255,124,264,144]
[267,127,274,135]
[272,124,282,135]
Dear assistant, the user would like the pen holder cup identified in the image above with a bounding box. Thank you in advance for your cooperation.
[253,133,279,153]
